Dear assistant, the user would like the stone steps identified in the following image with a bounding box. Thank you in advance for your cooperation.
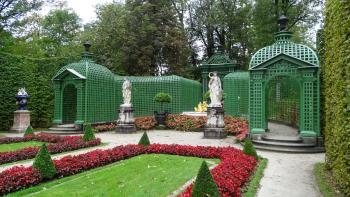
[46,124,82,135]
[261,135,303,143]
[253,144,325,153]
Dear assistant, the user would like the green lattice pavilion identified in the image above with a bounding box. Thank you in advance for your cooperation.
[248,19,322,145]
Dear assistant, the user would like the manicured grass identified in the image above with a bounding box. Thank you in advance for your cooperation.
[0,141,44,152]
[8,154,218,197]
[314,163,340,197]
[243,158,268,197]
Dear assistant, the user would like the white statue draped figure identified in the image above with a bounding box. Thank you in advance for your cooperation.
[122,77,132,106]
[208,72,223,107]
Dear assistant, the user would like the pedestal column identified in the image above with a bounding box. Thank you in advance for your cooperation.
[204,107,226,139]
[11,110,31,133]
[116,105,136,133]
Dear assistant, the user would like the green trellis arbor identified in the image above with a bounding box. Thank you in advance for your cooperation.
[52,43,119,125]
[249,17,321,142]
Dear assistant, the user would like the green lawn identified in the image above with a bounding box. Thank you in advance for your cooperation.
[0,141,44,152]
[8,154,218,197]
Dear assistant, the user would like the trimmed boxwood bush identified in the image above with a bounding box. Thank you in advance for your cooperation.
[33,144,56,179]
[324,1,350,195]
[83,124,96,141]
[24,126,34,136]
[138,132,150,146]
[192,161,220,197]
[243,139,258,160]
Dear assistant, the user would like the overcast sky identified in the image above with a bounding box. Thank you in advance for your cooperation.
[42,0,115,24]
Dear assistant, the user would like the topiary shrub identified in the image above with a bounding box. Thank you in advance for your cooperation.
[138,131,150,146]
[243,139,258,160]
[83,124,96,141]
[154,92,172,112]
[33,144,56,179]
[192,161,220,197]
[24,125,34,136]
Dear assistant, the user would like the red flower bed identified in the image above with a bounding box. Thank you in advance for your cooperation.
[135,116,157,130]
[93,122,117,132]
[166,114,207,131]
[0,133,101,165]
[0,144,257,196]
[224,116,249,141]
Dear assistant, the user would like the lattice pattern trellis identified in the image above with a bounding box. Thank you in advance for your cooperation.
[223,72,249,118]
[249,31,321,137]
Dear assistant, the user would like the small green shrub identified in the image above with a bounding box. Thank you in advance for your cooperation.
[154,92,172,112]
[192,161,220,197]
[33,144,56,179]
[138,131,150,146]
[24,125,34,136]
[154,92,172,103]
[83,124,96,141]
[243,139,258,160]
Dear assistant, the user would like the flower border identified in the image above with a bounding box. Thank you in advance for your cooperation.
[0,133,101,165]
[0,144,257,196]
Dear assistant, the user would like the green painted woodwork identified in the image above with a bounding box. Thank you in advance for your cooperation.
[115,75,201,117]
[52,54,201,126]
[223,72,249,118]
[53,55,119,125]
[200,51,237,94]
[249,31,321,137]
[62,84,77,123]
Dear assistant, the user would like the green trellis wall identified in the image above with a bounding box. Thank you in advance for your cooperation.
[249,31,321,138]
[52,55,201,125]
[115,75,201,117]
[223,72,249,118]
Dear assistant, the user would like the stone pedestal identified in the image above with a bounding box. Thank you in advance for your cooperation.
[116,105,136,133]
[11,110,31,133]
[204,107,226,139]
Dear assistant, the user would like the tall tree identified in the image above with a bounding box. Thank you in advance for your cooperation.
[83,3,127,74]
[41,8,82,56]
[0,0,50,31]
[123,0,190,76]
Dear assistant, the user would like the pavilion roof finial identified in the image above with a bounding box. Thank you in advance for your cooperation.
[82,41,93,60]
[278,15,289,31]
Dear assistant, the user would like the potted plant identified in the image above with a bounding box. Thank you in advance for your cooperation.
[154,92,172,125]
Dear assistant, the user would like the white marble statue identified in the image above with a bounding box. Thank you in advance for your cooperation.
[208,72,223,107]
[122,77,132,106]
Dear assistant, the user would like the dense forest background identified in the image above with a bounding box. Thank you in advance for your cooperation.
[0,0,323,129]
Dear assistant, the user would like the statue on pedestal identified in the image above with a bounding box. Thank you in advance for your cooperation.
[204,72,226,139]
[116,77,136,133]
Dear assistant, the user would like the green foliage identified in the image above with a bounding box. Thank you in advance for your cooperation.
[122,0,190,76]
[154,93,172,103]
[138,132,150,146]
[0,52,73,130]
[83,124,96,141]
[0,0,47,30]
[192,161,220,197]
[24,125,34,136]
[324,1,350,196]
[203,91,210,102]
[243,139,258,160]
[33,144,56,179]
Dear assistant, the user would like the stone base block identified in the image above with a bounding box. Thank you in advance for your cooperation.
[11,110,31,133]
[204,128,227,139]
[116,124,136,133]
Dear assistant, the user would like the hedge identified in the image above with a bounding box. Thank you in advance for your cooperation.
[324,1,350,195]
[0,52,76,130]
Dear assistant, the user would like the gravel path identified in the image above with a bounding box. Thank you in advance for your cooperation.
[1,130,324,196]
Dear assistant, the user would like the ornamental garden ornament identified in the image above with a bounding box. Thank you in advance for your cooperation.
[15,88,30,110]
